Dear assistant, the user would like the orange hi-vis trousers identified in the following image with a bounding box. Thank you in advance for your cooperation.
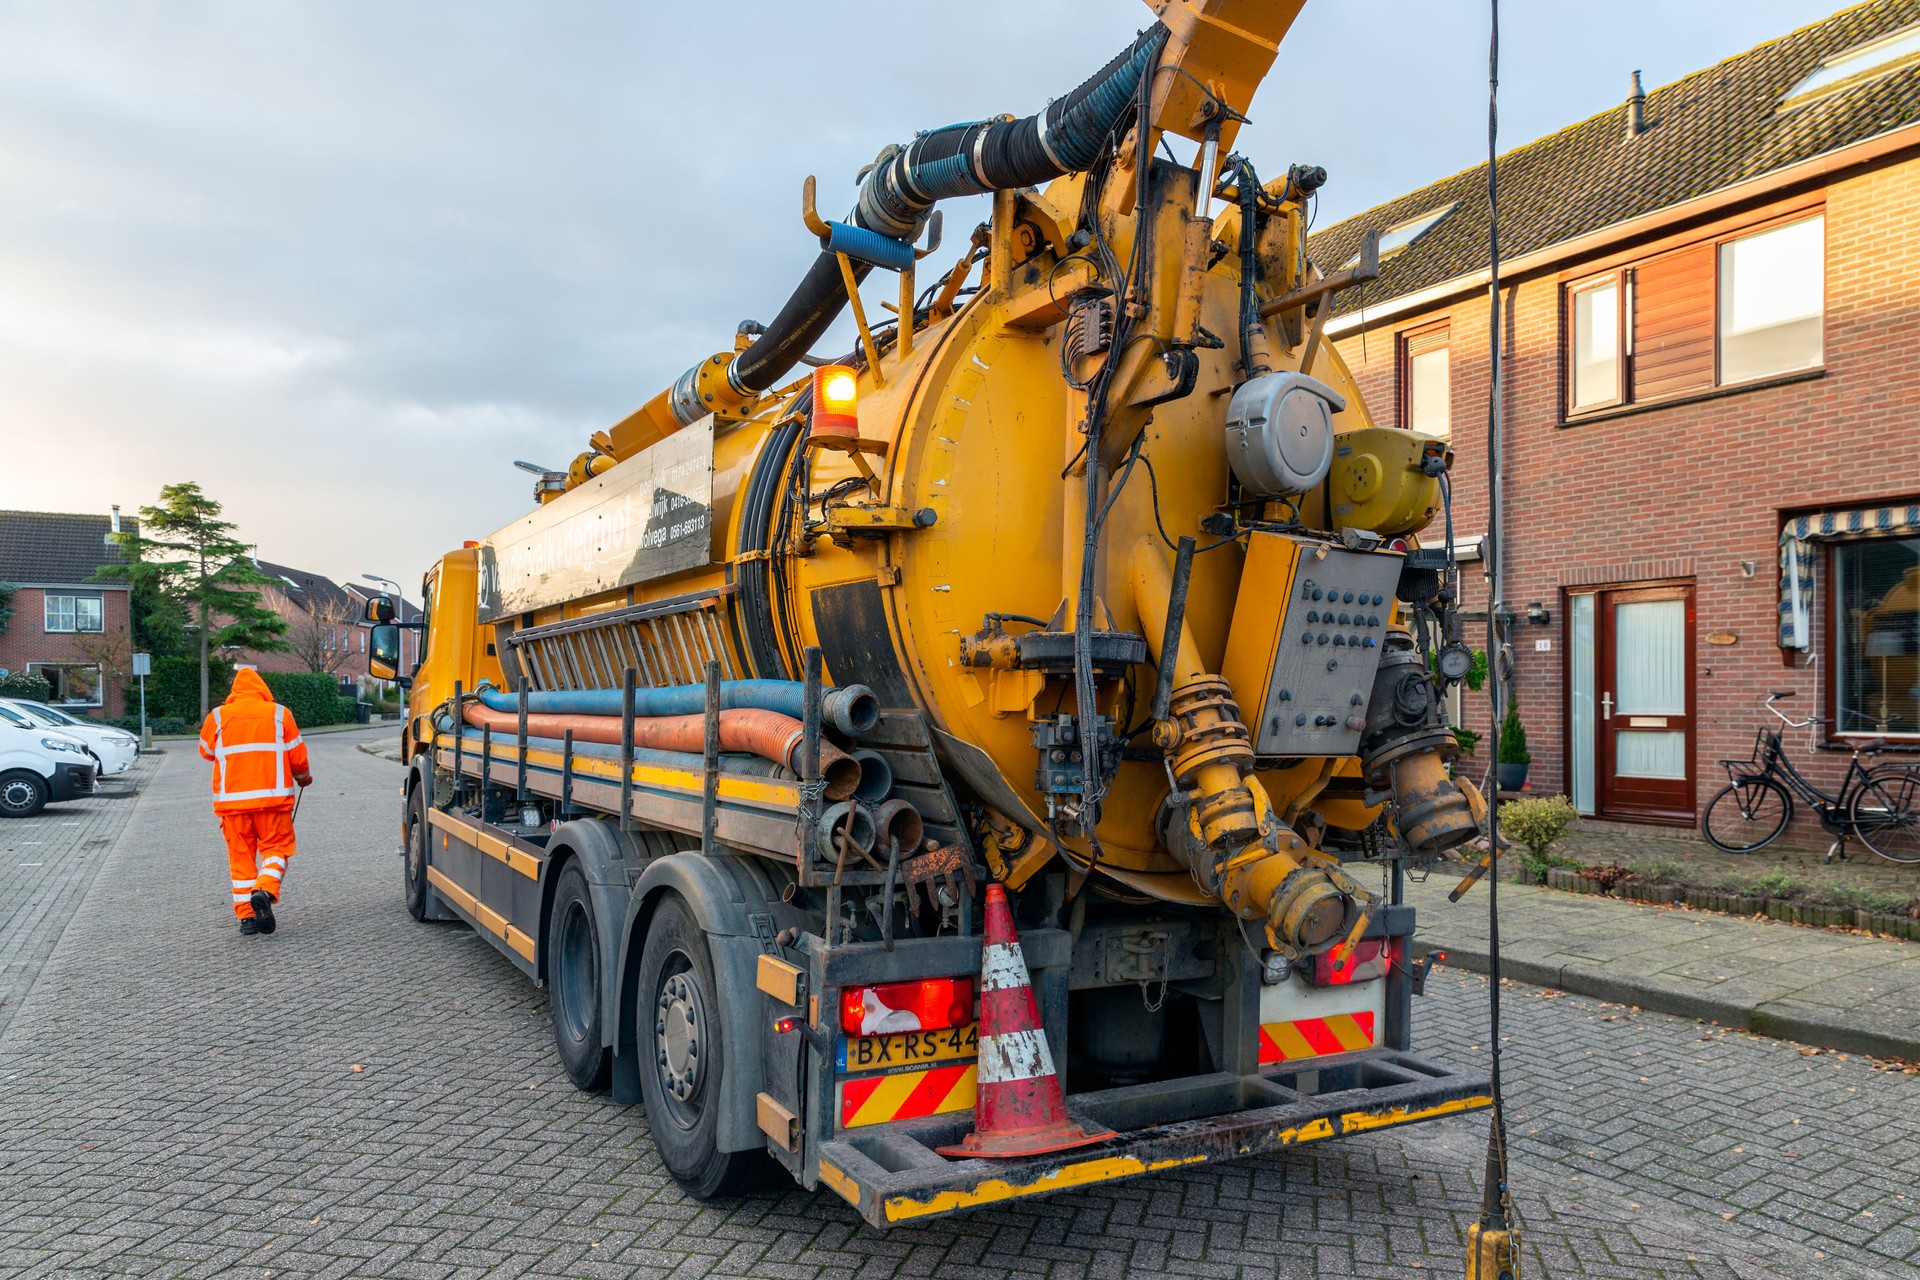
[223,809,295,919]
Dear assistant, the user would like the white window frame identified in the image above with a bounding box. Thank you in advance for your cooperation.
[27,662,105,707]
[1716,215,1825,388]
[42,594,104,634]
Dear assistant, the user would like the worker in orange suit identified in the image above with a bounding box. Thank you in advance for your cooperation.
[198,668,312,936]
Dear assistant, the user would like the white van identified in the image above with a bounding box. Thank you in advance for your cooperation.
[0,698,139,776]
[0,721,98,818]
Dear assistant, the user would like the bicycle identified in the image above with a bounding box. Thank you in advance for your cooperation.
[1701,691,1920,864]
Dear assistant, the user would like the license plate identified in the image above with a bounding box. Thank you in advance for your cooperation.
[837,1023,979,1074]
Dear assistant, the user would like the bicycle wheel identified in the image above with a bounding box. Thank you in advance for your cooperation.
[1702,778,1792,853]
[1849,766,1920,865]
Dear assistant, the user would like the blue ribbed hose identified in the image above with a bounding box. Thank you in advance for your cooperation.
[472,679,879,736]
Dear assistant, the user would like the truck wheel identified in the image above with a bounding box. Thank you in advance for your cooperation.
[635,895,773,1198]
[403,790,431,921]
[548,860,612,1091]
[0,771,48,819]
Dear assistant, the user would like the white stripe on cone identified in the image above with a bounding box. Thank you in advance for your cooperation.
[977,1027,1055,1085]
[981,942,1029,993]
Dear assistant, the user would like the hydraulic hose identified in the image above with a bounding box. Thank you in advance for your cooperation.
[459,702,861,800]
[475,680,878,737]
[712,22,1170,405]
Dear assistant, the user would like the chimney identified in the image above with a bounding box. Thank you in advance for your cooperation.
[110,503,121,533]
[1627,70,1645,138]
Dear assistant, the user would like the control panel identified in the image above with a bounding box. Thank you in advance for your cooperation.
[1220,534,1404,758]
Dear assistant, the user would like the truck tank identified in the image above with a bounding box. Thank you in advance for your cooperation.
[472,0,1484,964]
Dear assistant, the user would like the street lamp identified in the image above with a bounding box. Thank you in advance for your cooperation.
[361,572,408,711]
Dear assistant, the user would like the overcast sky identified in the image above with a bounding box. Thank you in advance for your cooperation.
[0,0,1845,600]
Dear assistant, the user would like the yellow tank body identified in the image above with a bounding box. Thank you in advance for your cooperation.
[412,0,1484,957]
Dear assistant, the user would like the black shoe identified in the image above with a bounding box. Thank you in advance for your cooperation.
[250,890,277,934]
[239,917,260,936]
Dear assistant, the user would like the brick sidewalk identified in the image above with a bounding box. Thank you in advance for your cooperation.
[1408,871,1920,1060]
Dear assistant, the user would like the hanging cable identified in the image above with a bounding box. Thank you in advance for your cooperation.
[1469,2,1522,1278]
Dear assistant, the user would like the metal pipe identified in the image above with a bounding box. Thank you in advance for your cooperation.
[621,667,636,834]
[451,680,463,798]
[1151,536,1197,724]
[702,660,720,854]
[475,680,878,737]
[516,685,529,802]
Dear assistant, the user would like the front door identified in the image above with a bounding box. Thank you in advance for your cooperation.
[1595,585,1695,820]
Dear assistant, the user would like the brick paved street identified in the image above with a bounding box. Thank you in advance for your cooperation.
[0,752,153,1037]
[2,728,1916,1278]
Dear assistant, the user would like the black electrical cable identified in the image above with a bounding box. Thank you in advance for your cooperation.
[1478,0,1522,1248]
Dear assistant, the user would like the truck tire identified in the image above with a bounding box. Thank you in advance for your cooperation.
[403,789,432,921]
[635,894,774,1198]
[548,859,612,1091]
[0,771,49,819]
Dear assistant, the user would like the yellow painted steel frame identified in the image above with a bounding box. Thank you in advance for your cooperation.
[814,1092,1491,1225]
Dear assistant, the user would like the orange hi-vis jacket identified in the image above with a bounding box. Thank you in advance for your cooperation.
[198,669,310,813]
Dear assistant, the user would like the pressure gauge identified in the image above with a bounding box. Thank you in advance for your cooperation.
[1436,642,1474,684]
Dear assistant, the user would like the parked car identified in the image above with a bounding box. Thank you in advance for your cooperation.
[0,699,139,777]
[0,721,97,818]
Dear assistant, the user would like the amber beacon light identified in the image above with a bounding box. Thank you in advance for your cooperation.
[810,364,859,437]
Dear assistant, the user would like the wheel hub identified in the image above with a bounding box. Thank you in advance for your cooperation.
[2,779,34,810]
[655,971,705,1105]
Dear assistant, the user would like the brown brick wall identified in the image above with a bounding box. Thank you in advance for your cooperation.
[1332,153,1920,838]
[0,586,132,718]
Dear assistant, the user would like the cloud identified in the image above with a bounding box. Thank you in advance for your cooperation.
[0,0,1837,594]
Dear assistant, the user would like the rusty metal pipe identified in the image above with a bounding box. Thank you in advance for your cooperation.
[461,702,859,800]
[873,799,924,855]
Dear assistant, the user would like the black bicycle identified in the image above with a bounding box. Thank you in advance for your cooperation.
[1701,692,1920,864]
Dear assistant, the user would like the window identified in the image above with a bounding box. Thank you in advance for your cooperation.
[1833,536,1920,738]
[359,630,367,653]
[1784,25,1920,106]
[1343,203,1458,269]
[1719,217,1824,384]
[28,663,103,707]
[1400,324,1450,437]
[1569,277,1622,411]
[43,594,104,634]
[1565,213,1823,417]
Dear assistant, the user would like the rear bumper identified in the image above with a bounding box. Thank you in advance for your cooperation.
[814,1048,1490,1226]
[49,762,97,801]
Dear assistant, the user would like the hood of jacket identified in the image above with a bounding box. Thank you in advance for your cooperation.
[225,668,274,706]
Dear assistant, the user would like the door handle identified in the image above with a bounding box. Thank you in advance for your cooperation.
[1601,692,1613,721]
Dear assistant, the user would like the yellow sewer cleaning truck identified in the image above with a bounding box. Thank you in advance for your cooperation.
[367,0,1492,1226]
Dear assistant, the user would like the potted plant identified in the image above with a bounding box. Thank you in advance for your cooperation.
[1496,699,1530,792]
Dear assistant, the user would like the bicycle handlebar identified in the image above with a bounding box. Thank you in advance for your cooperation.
[1765,690,1816,729]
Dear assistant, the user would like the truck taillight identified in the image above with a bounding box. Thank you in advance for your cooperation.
[1312,938,1388,986]
[840,977,974,1037]
[811,364,859,437]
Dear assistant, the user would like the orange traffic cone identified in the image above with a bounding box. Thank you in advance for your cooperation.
[937,883,1114,1159]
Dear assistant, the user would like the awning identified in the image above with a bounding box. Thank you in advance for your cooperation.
[1778,503,1920,649]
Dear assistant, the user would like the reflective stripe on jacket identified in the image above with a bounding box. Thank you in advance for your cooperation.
[197,669,310,813]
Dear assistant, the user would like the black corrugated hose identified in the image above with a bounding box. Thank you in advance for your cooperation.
[726,23,1170,398]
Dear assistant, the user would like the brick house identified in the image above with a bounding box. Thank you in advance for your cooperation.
[1309,0,1920,837]
[0,508,138,718]
[245,558,420,691]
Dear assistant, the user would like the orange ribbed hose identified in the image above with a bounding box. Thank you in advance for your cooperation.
[461,702,859,800]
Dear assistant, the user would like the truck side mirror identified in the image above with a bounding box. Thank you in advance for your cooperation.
[369,623,402,679]
[365,594,396,625]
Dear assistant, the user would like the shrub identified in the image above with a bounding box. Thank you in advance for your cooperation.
[151,655,233,720]
[1754,869,1808,901]
[1500,794,1578,882]
[1452,726,1482,756]
[261,672,349,728]
[1497,699,1530,765]
[336,697,360,723]
[0,670,53,702]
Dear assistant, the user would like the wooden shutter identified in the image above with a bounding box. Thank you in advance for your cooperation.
[1631,245,1715,401]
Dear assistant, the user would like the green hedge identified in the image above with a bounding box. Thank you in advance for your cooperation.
[151,656,234,720]
[109,713,191,736]
[261,672,351,728]
[0,670,52,702]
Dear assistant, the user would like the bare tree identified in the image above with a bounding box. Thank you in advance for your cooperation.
[284,596,362,676]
